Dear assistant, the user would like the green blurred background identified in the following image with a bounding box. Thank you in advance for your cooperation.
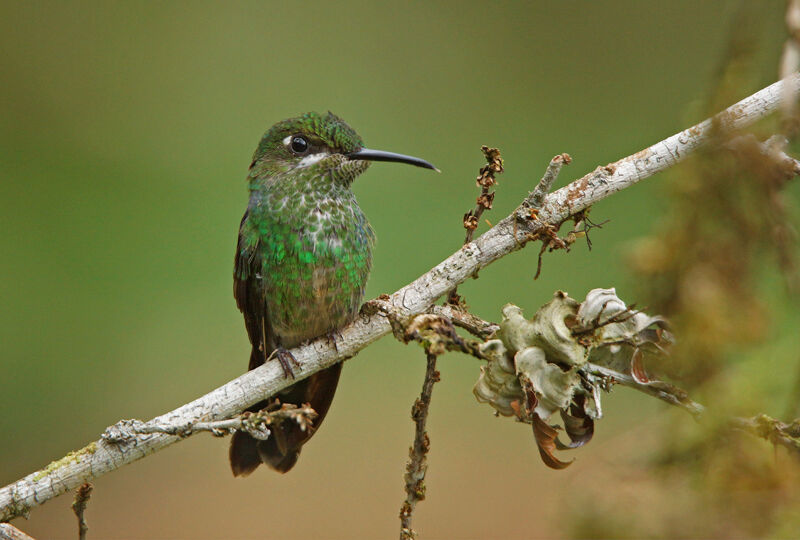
[2,1,797,539]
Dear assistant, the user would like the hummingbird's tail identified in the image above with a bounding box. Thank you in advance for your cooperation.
[229,354,343,476]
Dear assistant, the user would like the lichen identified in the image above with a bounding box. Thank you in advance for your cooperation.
[32,442,97,482]
[473,289,672,468]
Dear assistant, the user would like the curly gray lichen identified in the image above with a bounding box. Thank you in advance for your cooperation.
[473,288,672,467]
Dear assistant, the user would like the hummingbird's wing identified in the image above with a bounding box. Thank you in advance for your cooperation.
[230,210,276,476]
[233,212,275,370]
[229,210,343,476]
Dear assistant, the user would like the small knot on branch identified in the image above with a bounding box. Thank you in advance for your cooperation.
[102,419,149,443]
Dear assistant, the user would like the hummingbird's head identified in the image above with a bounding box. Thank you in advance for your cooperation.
[248,111,437,185]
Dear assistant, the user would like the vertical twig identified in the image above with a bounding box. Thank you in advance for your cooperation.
[71,483,92,540]
[447,146,503,305]
[399,353,440,540]
[522,153,572,279]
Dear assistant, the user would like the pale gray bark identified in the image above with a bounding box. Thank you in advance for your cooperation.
[0,524,36,540]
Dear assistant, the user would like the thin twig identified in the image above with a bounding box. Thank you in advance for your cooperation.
[519,154,573,278]
[730,414,800,455]
[429,304,499,339]
[527,153,572,210]
[464,146,504,244]
[731,133,800,292]
[102,402,317,443]
[2,74,798,522]
[71,483,92,540]
[584,363,705,417]
[725,133,800,182]
[400,353,440,540]
[404,313,489,361]
[447,146,504,305]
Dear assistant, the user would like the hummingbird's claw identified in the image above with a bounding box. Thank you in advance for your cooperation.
[269,347,299,379]
[325,330,343,353]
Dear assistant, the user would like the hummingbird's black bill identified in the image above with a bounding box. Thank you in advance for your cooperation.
[347,148,439,172]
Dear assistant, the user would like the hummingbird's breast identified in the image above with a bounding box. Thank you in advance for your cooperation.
[249,186,375,348]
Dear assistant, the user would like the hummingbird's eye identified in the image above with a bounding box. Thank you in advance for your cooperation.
[290,136,309,154]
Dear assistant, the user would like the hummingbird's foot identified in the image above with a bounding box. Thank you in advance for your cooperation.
[268,347,299,379]
[325,330,343,353]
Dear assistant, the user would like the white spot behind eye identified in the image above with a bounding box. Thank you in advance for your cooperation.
[297,151,329,168]
[282,135,292,146]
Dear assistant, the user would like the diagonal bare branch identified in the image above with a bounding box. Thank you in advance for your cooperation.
[2,73,798,523]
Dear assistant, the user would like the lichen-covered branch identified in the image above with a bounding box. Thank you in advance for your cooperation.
[2,73,798,523]
[429,300,794,463]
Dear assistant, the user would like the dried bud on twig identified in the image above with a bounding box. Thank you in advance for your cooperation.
[447,146,505,305]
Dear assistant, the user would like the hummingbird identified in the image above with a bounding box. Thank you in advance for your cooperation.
[229,111,437,475]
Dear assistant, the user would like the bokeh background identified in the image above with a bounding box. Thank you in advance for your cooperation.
[2,1,799,538]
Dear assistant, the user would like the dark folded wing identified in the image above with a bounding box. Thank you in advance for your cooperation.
[233,210,275,369]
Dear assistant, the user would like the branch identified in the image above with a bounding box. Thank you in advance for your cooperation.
[0,524,36,540]
[584,363,705,417]
[106,402,317,441]
[2,73,798,523]
[730,415,800,454]
[781,0,800,136]
[429,304,499,339]
[528,152,572,209]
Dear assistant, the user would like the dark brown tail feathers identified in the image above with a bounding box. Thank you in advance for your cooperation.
[229,361,343,475]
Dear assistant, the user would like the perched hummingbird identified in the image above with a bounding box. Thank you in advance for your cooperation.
[229,112,437,475]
